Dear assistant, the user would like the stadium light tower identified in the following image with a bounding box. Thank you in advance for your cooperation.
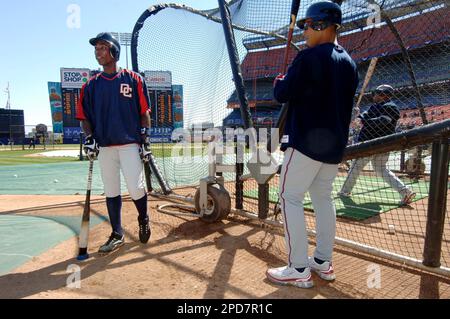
[111,32,132,69]
[4,82,11,109]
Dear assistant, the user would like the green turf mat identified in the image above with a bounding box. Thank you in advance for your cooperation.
[0,214,108,275]
[244,176,431,220]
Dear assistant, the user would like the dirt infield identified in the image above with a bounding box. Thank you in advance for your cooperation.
[0,194,449,299]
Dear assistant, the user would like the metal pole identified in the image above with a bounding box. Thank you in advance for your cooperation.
[235,143,244,209]
[400,150,406,172]
[218,0,270,218]
[423,139,449,267]
[258,183,269,219]
[9,109,12,150]
[217,0,253,134]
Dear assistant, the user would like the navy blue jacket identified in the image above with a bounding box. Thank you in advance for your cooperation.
[274,43,359,164]
[76,69,150,147]
[357,101,400,142]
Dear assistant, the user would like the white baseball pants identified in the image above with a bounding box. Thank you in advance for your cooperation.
[97,143,146,200]
[341,153,409,195]
[279,147,338,269]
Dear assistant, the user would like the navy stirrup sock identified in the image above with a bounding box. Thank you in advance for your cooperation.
[133,194,148,222]
[106,196,123,236]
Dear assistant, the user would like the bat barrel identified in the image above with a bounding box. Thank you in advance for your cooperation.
[76,159,94,261]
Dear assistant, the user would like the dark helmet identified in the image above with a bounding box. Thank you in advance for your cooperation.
[296,1,342,30]
[373,84,395,98]
[89,32,121,61]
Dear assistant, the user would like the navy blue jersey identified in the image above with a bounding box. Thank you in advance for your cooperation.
[274,43,359,164]
[76,69,150,147]
[357,102,399,142]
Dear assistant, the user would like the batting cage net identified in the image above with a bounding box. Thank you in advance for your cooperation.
[132,0,449,273]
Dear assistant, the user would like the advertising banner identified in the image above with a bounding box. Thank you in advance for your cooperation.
[172,85,183,129]
[144,71,172,89]
[47,82,63,133]
[149,127,173,143]
[60,68,90,89]
[63,127,82,144]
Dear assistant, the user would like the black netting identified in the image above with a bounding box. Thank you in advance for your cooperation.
[132,0,449,270]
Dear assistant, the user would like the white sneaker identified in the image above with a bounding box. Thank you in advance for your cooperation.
[308,257,336,281]
[400,190,416,206]
[266,266,314,289]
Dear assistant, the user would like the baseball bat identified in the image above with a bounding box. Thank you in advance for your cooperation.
[77,158,94,261]
[351,57,378,141]
[270,0,301,152]
[282,0,301,74]
[355,57,378,114]
[148,150,172,195]
[143,160,153,193]
[273,1,347,152]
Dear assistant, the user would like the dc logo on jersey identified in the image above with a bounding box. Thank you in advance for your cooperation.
[120,84,132,98]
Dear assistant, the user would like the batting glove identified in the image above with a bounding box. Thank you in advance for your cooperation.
[139,128,151,162]
[83,135,99,160]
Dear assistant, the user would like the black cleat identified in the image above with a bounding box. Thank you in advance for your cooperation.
[138,217,151,244]
[98,232,125,255]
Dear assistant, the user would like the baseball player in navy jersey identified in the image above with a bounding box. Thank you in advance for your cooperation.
[76,32,152,254]
[266,1,359,288]
[339,84,416,205]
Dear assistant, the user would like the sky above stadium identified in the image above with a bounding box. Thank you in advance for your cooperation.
[0,0,219,126]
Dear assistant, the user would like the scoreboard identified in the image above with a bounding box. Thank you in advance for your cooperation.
[150,90,173,127]
[61,88,80,128]
[144,71,184,142]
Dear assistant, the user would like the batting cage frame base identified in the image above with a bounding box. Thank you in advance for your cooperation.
[130,0,450,278]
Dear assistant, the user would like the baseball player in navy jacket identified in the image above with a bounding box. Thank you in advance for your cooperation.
[266,2,359,288]
[76,32,152,254]
[339,84,416,205]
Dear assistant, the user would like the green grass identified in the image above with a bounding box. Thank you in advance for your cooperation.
[0,150,79,166]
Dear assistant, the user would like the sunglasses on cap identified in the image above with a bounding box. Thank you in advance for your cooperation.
[297,19,332,31]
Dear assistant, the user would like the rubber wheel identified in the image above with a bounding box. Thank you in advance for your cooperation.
[194,184,231,223]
